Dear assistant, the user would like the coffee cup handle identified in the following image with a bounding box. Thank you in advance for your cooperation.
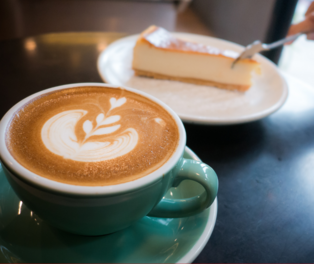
[148,158,218,218]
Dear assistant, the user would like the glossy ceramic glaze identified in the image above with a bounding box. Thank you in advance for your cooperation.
[0,147,218,263]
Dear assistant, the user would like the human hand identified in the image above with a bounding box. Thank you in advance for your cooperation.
[287,1,314,42]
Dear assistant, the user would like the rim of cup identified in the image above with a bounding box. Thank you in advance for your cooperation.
[0,83,186,196]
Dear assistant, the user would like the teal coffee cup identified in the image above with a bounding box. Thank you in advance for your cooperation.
[0,83,218,236]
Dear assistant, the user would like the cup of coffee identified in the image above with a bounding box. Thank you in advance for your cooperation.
[0,83,218,236]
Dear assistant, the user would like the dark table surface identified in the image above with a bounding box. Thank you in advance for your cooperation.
[1,32,314,263]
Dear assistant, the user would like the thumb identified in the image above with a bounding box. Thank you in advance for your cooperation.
[286,12,314,44]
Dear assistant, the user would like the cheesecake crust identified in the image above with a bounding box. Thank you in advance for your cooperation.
[134,69,250,92]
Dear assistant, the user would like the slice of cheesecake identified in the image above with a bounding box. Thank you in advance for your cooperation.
[132,26,260,92]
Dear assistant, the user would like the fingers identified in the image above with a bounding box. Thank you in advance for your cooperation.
[308,32,314,40]
[304,2,314,40]
[290,13,314,34]
[307,12,314,39]
[305,1,314,16]
[287,1,314,44]
[287,11,314,43]
[286,20,306,44]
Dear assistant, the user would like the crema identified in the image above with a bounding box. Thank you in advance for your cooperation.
[6,87,179,186]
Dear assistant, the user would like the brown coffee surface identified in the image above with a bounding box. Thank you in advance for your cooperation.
[6,86,179,186]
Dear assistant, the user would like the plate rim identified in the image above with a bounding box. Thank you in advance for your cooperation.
[97,33,289,125]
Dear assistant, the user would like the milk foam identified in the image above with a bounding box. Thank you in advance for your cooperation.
[7,87,180,186]
[41,97,139,162]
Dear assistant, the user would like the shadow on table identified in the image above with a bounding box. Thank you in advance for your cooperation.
[184,120,266,167]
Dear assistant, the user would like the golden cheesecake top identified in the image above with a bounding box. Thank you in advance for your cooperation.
[137,25,259,64]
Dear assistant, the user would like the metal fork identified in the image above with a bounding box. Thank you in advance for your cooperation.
[232,32,303,67]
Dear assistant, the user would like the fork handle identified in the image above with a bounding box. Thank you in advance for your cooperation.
[264,33,302,50]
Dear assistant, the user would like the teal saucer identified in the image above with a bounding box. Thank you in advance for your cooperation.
[0,147,217,263]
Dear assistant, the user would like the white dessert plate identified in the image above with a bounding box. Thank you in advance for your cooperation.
[97,33,288,125]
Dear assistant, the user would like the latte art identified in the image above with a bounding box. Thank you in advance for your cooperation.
[41,96,143,162]
[6,86,179,186]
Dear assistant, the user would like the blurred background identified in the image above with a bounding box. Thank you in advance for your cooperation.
[0,0,313,87]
